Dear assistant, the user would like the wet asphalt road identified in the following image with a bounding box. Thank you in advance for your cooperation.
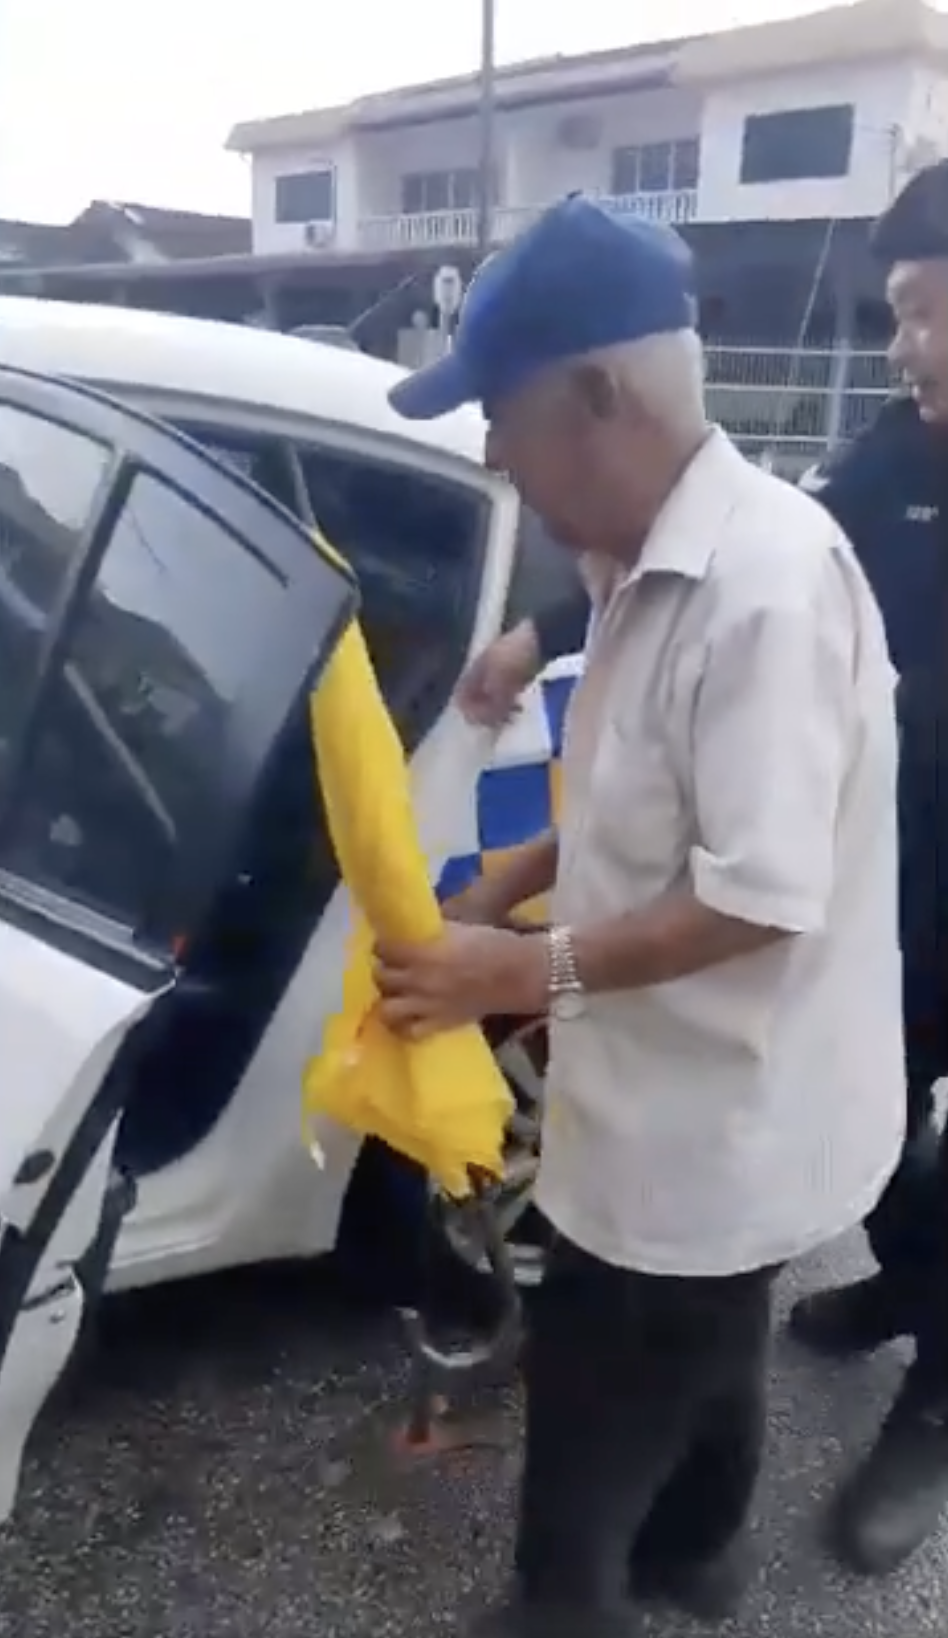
[0,1234,946,1638]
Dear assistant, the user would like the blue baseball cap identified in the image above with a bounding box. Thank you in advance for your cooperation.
[389,195,696,421]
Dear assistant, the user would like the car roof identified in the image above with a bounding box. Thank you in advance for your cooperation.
[0,296,487,469]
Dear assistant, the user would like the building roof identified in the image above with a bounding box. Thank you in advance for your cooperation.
[0,202,251,274]
[228,0,948,154]
[227,35,688,151]
[0,244,452,291]
[0,215,119,269]
[75,201,251,260]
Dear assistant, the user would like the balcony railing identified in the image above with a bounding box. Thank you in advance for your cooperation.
[357,190,698,253]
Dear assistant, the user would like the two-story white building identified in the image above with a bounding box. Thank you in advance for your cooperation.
[5,0,946,442]
[232,0,948,276]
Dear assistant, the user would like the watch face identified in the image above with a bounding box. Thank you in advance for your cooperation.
[551,990,586,1022]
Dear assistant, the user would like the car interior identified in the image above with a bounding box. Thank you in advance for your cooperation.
[111,462,491,1179]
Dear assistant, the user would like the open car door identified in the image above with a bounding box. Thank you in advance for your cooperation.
[0,366,356,1518]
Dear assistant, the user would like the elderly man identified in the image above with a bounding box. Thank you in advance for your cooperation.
[455,164,948,1581]
[378,198,905,1638]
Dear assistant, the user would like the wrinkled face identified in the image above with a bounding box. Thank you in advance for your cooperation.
[484,366,631,554]
[887,259,948,427]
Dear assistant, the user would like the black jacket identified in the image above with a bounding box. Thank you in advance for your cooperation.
[801,398,948,974]
[800,397,947,734]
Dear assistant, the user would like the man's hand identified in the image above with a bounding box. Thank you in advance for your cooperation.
[375,924,549,1038]
[455,620,542,727]
[441,875,510,927]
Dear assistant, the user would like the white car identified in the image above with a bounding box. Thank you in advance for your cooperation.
[0,297,581,1519]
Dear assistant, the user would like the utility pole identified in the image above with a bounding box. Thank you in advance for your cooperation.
[475,0,497,258]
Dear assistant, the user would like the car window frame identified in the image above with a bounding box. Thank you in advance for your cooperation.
[0,374,356,984]
[108,386,503,718]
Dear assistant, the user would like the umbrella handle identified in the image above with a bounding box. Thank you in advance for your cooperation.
[394,1179,523,1449]
[398,1182,523,1374]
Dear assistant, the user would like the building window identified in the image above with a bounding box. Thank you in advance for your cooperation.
[274,168,335,225]
[400,167,493,215]
[739,105,854,184]
[611,137,700,196]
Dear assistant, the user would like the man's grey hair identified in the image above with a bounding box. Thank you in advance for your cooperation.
[584,330,707,439]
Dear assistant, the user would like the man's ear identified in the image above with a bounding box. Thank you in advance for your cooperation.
[568,361,621,422]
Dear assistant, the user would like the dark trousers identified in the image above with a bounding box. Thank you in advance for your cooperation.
[865,956,948,1398]
[515,1236,780,1612]
[866,1087,948,1396]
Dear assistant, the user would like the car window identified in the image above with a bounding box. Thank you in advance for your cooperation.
[296,443,487,749]
[0,472,287,939]
[0,408,110,798]
[505,506,582,631]
[169,423,300,516]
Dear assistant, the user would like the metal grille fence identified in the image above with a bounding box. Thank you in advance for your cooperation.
[393,334,894,477]
[704,346,892,477]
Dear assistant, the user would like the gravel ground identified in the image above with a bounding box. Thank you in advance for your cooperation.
[0,1234,946,1638]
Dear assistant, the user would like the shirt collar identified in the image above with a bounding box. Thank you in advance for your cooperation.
[583,427,741,604]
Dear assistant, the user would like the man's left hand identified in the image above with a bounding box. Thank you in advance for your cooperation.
[374,924,549,1038]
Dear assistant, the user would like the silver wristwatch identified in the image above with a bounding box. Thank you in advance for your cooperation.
[547,924,586,1021]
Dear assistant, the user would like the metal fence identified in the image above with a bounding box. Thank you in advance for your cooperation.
[705,346,892,476]
[394,334,893,476]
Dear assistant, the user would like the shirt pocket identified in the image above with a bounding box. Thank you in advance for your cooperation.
[586,716,691,881]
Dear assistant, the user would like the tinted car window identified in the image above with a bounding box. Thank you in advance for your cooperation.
[505,507,583,632]
[170,424,299,515]
[297,444,486,747]
[1,473,286,935]
[0,409,109,797]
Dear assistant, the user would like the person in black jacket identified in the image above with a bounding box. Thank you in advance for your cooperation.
[787,161,948,1576]
[455,159,948,1577]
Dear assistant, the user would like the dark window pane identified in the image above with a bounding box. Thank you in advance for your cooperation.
[505,509,583,630]
[297,444,485,747]
[2,473,286,934]
[740,105,854,184]
[451,168,477,209]
[672,137,700,190]
[401,173,426,214]
[611,146,640,195]
[274,169,335,224]
[171,424,299,515]
[639,142,672,192]
[401,168,486,215]
[0,409,109,799]
[423,171,451,212]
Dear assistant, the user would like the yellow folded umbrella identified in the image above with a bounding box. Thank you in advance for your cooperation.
[302,617,513,1200]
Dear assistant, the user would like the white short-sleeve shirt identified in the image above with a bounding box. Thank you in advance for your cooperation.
[536,429,906,1277]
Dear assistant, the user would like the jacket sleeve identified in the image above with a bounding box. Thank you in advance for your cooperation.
[798,397,914,547]
[798,440,874,543]
[532,585,591,665]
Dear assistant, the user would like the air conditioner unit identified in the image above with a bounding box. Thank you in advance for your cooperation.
[303,220,335,248]
[555,113,602,151]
